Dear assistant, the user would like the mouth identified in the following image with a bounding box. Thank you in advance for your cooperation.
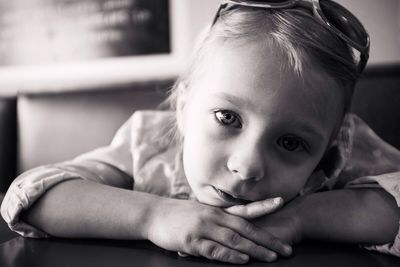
[212,186,252,205]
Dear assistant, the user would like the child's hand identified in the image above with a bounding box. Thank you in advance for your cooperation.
[252,196,305,246]
[146,197,292,264]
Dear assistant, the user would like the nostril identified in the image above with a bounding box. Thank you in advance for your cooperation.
[250,175,263,182]
[232,170,262,182]
[227,158,264,181]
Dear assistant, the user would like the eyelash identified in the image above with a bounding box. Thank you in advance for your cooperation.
[277,135,309,152]
[214,110,242,128]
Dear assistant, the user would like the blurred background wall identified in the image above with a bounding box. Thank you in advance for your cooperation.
[0,0,398,94]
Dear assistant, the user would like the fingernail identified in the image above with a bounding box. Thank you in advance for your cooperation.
[284,245,292,256]
[266,252,277,262]
[273,197,283,205]
[239,254,249,262]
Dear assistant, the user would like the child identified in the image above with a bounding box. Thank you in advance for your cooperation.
[2,0,400,264]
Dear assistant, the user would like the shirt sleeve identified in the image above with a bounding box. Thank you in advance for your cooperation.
[336,114,400,257]
[0,114,135,238]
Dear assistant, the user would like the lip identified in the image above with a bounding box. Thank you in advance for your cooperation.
[212,186,252,205]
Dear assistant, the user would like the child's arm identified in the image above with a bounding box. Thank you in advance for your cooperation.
[253,187,399,245]
[299,189,400,244]
[300,188,399,244]
[23,178,157,240]
[24,178,291,264]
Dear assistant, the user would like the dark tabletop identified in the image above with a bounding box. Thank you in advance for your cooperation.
[0,194,399,267]
[1,237,400,267]
[0,194,18,243]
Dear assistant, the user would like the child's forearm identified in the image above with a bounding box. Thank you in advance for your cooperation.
[23,179,159,240]
[298,188,399,244]
[23,179,293,263]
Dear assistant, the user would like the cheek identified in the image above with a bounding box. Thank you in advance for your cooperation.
[181,102,228,177]
[257,162,318,201]
[182,121,226,184]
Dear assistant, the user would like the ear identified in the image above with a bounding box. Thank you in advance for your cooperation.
[176,82,188,134]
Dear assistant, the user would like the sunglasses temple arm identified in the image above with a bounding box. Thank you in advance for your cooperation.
[211,5,225,26]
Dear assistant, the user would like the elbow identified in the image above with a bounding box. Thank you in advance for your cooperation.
[359,189,400,244]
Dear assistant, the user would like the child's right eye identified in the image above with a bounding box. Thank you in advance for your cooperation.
[214,110,242,128]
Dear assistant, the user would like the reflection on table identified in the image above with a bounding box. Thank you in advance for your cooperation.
[1,236,399,267]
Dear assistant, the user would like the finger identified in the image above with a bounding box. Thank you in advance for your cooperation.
[206,227,278,262]
[218,215,292,257]
[177,251,189,257]
[193,239,250,264]
[225,197,283,219]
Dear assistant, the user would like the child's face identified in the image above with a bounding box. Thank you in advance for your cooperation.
[178,40,344,207]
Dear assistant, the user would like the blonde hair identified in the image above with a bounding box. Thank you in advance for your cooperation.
[164,6,360,142]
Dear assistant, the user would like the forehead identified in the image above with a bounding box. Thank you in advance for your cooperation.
[196,39,336,89]
[189,39,344,134]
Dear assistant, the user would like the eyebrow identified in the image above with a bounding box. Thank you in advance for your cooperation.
[212,92,255,110]
[211,92,325,141]
[290,122,325,142]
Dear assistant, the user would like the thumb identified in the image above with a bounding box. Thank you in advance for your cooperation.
[224,197,284,220]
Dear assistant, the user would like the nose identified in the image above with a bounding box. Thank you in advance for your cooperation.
[227,145,265,182]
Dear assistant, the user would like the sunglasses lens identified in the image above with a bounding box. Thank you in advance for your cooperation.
[319,1,368,48]
[232,0,290,2]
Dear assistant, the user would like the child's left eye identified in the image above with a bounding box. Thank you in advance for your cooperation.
[277,135,308,152]
[214,110,242,128]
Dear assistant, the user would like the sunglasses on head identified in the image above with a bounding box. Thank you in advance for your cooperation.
[212,0,370,73]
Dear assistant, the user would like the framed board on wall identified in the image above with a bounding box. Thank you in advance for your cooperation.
[0,0,191,93]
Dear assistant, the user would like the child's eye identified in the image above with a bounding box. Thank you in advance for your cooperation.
[214,110,242,128]
[277,135,308,152]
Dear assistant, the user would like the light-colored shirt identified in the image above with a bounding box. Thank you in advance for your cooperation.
[1,111,400,257]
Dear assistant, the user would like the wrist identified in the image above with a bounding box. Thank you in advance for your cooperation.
[295,203,306,243]
[285,196,306,243]
[142,195,169,241]
[126,192,164,240]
